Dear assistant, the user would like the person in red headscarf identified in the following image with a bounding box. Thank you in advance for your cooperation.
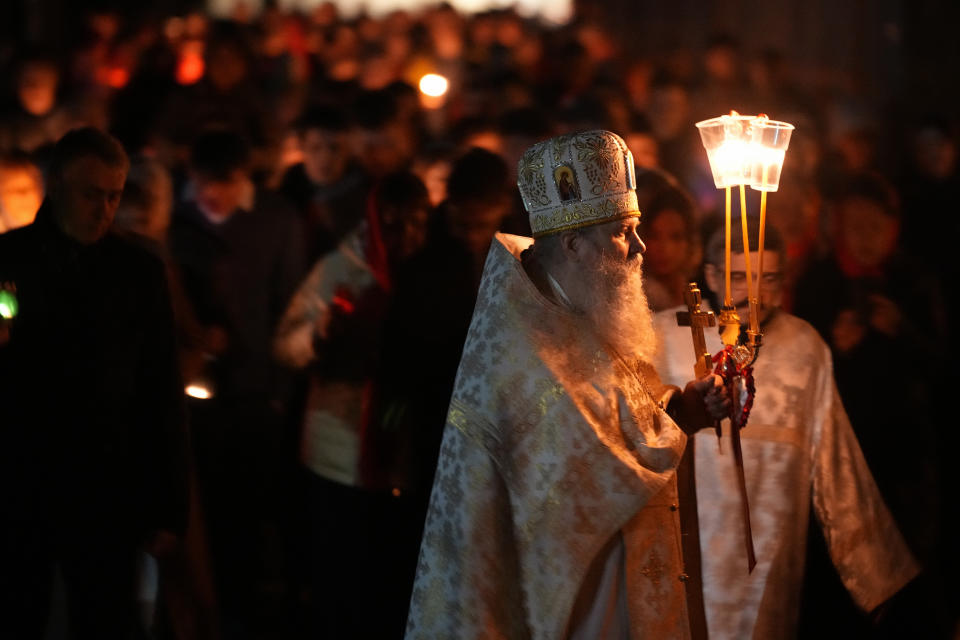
[272,170,430,638]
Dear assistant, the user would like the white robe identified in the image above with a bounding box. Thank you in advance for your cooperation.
[406,234,693,639]
[654,306,920,640]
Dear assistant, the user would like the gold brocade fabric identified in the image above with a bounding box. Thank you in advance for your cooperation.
[405,234,690,640]
[654,307,920,640]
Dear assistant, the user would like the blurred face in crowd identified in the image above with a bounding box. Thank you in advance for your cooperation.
[705,44,738,82]
[18,62,59,117]
[625,62,653,110]
[52,155,126,244]
[355,124,409,178]
[837,197,898,268]
[835,131,874,172]
[768,178,820,253]
[914,127,957,180]
[431,19,464,59]
[626,133,659,169]
[114,198,169,242]
[113,165,173,242]
[414,158,450,207]
[206,43,248,92]
[381,202,430,262]
[641,209,689,279]
[447,198,510,259]
[302,128,350,186]
[192,169,251,221]
[0,166,43,231]
[705,250,783,325]
[462,130,504,156]
[649,84,690,140]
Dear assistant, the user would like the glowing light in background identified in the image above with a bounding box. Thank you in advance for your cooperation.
[176,42,206,85]
[96,66,130,89]
[185,383,213,399]
[0,290,18,319]
[418,74,449,98]
[207,0,573,25]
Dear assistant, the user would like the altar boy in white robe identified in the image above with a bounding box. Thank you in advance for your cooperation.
[654,220,919,640]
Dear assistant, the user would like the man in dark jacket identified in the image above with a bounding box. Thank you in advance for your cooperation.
[168,129,306,633]
[0,127,189,638]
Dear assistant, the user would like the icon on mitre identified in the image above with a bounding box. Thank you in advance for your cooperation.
[554,164,581,202]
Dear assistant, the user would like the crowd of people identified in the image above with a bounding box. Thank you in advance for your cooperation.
[1,2,957,639]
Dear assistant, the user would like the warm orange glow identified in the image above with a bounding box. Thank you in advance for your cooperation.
[185,384,213,399]
[96,66,130,89]
[176,44,205,85]
[418,73,449,97]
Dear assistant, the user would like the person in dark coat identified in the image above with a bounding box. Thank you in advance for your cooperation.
[0,127,189,639]
[376,148,513,522]
[278,105,370,262]
[168,129,306,636]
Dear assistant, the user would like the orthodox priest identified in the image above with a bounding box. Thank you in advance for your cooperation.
[405,130,727,639]
[653,221,920,639]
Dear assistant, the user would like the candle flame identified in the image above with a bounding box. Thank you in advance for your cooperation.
[185,384,213,399]
[419,74,449,98]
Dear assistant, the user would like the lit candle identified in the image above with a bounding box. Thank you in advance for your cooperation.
[185,383,213,400]
[696,112,796,352]
[696,112,753,345]
[695,112,753,189]
[748,117,794,193]
[418,73,449,110]
[0,289,18,320]
[748,117,794,322]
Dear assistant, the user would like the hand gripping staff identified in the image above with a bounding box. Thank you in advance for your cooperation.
[677,282,757,572]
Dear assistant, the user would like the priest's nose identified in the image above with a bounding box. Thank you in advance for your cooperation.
[629,229,646,257]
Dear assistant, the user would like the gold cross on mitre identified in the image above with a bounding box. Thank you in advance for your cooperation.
[676,282,716,378]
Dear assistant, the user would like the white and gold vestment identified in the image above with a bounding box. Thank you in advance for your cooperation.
[406,234,694,639]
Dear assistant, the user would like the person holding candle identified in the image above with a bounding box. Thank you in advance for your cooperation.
[167,128,306,634]
[653,219,920,640]
[405,130,729,640]
[272,170,432,638]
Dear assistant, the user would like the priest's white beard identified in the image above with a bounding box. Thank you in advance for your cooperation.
[579,251,657,366]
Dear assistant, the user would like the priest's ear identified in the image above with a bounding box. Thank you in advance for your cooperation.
[703,263,722,296]
[558,229,588,262]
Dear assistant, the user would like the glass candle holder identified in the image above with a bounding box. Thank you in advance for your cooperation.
[748,118,794,192]
[696,113,754,188]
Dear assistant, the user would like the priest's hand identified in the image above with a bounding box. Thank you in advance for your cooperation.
[677,374,728,435]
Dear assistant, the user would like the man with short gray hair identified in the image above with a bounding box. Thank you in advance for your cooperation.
[0,127,188,638]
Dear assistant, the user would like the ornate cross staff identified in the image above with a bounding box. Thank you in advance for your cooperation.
[677,282,757,572]
[676,282,716,380]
